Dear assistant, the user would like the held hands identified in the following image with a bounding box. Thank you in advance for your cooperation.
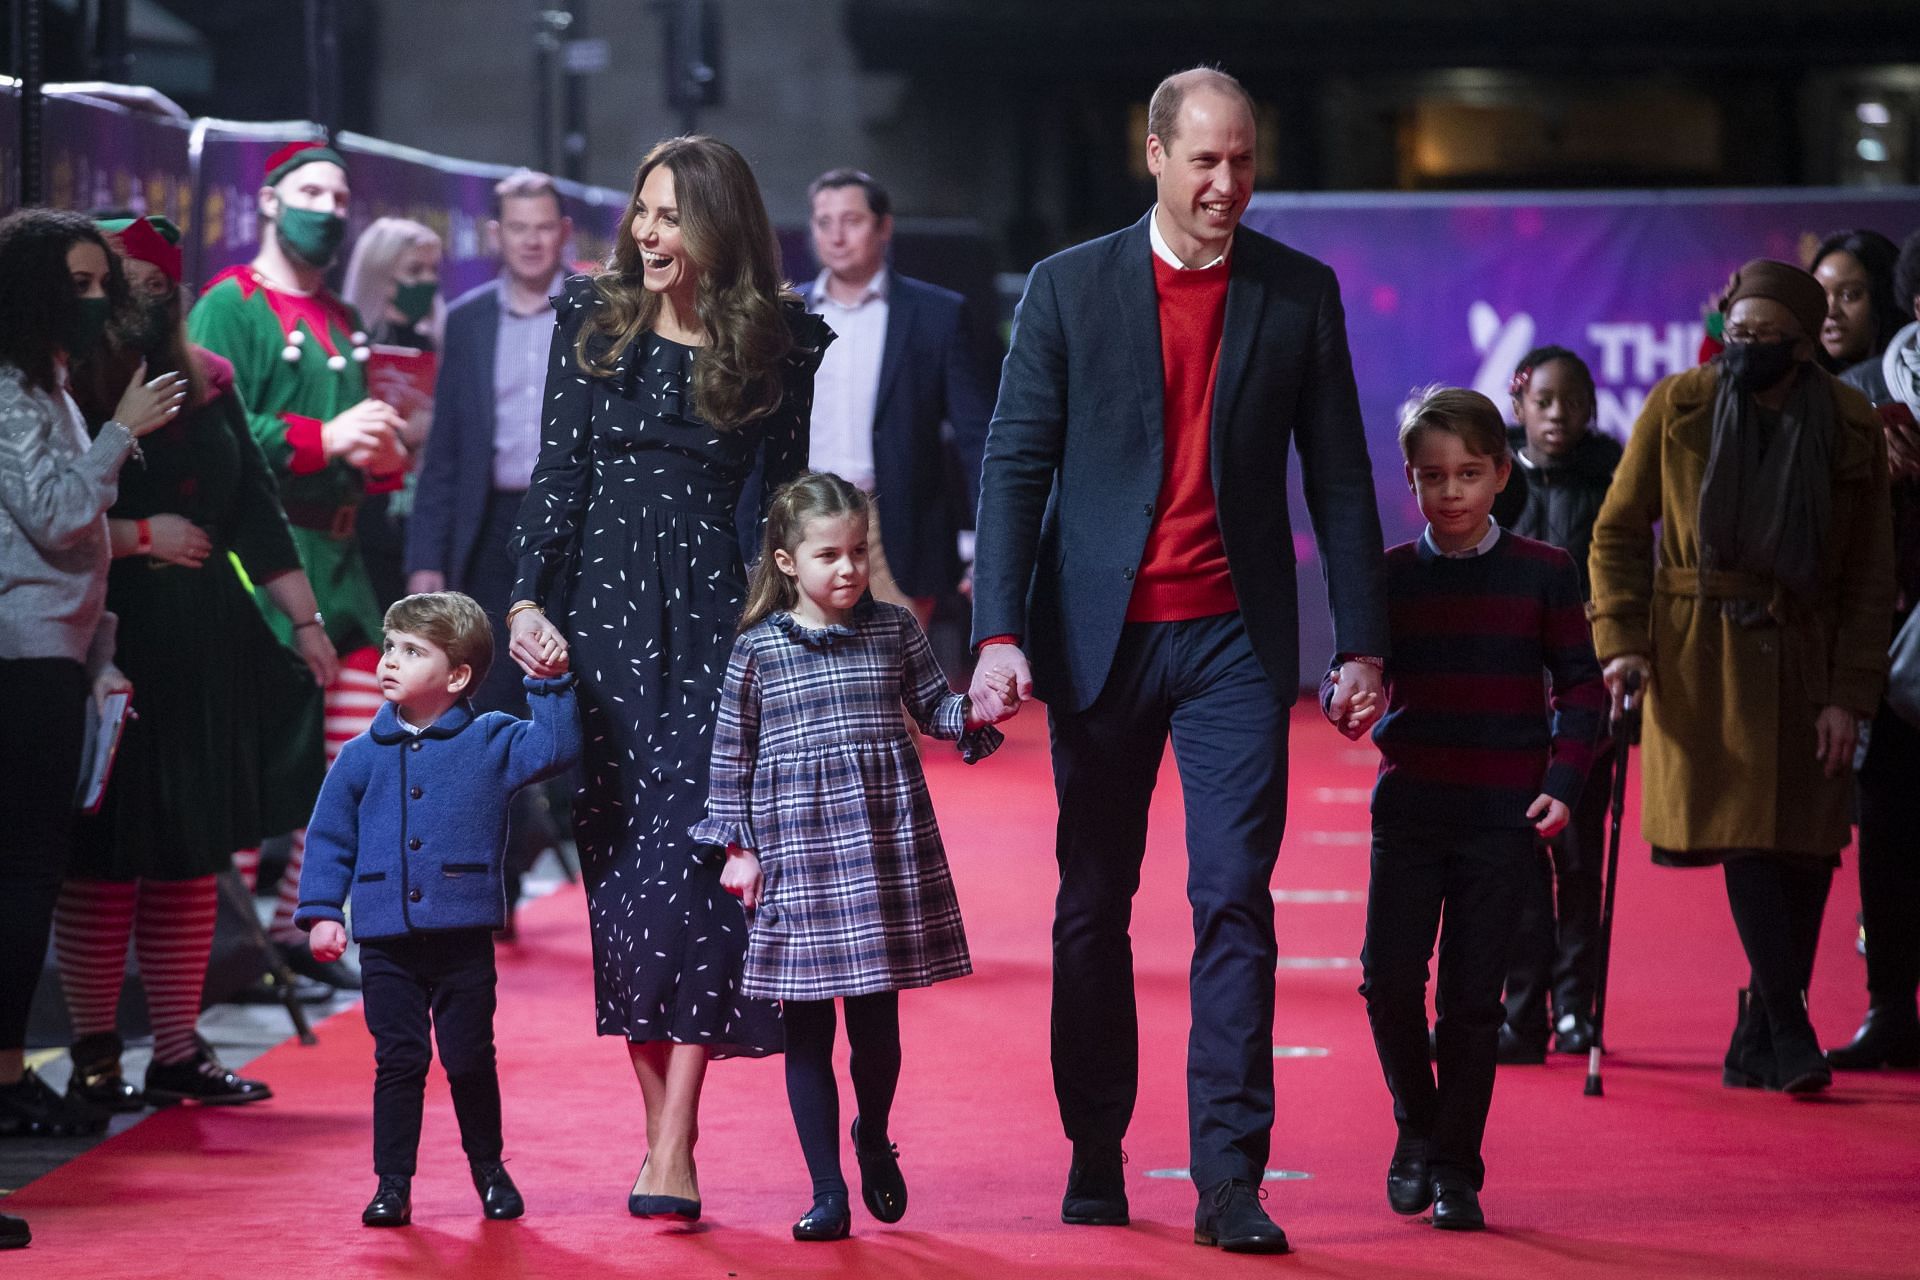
[322,398,409,474]
[309,921,348,964]
[113,362,189,437]
[145,514,212,569]
[1814,705,1859,778]
[1325,661,1384,740]
[968,644,1032,724]
[1602,655,1651,721]
[508,605,569,678]
[719,847,763,911]
[1526,793,1571,838]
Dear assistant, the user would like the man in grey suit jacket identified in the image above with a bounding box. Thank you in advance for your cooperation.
[969,68,1389,1254]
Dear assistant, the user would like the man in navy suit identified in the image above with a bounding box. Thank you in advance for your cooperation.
[404,169,573,921]
[798,169,992,625]
[969,68,1390,1254]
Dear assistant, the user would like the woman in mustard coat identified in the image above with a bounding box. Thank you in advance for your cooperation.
[1588,260,1893,1095]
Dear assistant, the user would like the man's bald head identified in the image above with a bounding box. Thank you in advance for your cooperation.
[1147,67,1256,150]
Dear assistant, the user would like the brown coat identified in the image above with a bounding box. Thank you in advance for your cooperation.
[1588,363,1894,860]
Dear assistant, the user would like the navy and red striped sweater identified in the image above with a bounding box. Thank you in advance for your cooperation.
[1323,530,1606,829]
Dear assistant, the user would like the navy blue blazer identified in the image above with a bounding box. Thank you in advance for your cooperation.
[293,675,581,940]
[795,273,993,598]
[405,279,511,588]
[971,212,1390,712]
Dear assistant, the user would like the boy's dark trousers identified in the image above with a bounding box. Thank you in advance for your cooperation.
[360,929,502,1176]
[1504,743,1613,1042]
[1360,819,1533,1190]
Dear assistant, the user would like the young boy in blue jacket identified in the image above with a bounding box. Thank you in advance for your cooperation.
[295,592,580,1228]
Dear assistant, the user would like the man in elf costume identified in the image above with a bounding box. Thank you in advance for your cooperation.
[190,140,409,987]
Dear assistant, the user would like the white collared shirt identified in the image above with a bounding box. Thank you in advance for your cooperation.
[806,267,890,492]
[1421,517,1502,559]
[1148,205,1229,271]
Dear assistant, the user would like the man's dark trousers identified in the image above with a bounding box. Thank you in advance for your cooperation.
[361,929,503,1176]
[1361,819,1532,1190]
[1048,612,1288,1192]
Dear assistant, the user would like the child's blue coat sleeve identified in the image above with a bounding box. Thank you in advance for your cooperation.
[498,674,583,790]
[293,737,370,931]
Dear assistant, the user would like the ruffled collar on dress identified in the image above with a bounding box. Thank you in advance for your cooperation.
[770,599,874,647]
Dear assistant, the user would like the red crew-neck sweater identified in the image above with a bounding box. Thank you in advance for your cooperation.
[1127,253,1238,622]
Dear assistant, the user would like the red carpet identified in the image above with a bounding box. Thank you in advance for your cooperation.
[9,708,1917,1278]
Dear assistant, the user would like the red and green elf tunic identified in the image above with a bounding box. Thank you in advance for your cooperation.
[188,266,400,653]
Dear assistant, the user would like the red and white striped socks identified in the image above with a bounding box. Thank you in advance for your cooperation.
[269,659,383,946]
[55,877,219,1066]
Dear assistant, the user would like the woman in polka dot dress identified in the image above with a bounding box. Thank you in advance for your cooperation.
[506,136,831,1218]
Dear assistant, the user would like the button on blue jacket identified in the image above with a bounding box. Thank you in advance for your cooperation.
[294,675,580,940]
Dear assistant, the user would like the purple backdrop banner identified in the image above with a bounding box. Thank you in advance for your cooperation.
[1241,189,1920,682]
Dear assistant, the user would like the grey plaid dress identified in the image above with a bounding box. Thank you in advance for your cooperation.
[691,600,998,1000]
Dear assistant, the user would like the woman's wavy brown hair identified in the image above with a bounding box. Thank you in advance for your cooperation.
[573,136,793,430]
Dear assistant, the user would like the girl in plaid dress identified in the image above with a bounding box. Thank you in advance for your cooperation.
[692,472,1008,1242]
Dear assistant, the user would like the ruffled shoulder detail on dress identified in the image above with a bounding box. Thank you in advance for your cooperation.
[780,299,834,376]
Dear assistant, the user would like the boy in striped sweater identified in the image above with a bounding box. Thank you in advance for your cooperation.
[1321,386,1605,1232]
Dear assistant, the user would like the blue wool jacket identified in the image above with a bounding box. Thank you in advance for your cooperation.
[294,675,580,940]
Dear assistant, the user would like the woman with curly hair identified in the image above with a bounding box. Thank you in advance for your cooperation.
[506,136,831,1218]
[0,209,185,1148]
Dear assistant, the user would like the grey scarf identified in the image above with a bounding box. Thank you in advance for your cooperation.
[1696,363,1834,627]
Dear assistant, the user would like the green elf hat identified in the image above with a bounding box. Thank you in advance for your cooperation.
[96,214,184,284]
[264,139,347,188]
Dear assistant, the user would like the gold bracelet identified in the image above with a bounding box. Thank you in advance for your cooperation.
[505,601,544,626]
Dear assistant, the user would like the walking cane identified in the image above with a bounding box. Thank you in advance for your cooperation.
[1584,670,1642,1098]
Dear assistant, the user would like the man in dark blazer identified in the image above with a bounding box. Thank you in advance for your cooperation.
[969,69,1389,1254]
[404,169,572,923]
[797,168,992,624]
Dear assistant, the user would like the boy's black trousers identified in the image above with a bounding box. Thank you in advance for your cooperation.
[360,928,502,1177]
[1360,818,1533,1190]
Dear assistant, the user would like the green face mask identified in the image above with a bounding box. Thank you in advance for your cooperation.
[392,279,437,325]
[277,206,348,267]
[65,295,114,356]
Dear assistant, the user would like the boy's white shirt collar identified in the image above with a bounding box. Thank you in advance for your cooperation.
[1421,517,1501,559]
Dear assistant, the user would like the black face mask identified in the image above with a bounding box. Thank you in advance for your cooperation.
[1720,339,1801,393]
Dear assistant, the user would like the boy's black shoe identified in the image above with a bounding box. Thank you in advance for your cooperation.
[471,1159,524,1220]
[0,1212,28,1249]
[851,1118,906,1223]
[1193,1179,1289,1254]
[1386,1137,1433,1215]
[1061,1143,1128,1226]
[143,1039,271,1106]
[0,1069,106,1137]
[792,1192,851,1241]
[1431,1177,1484,1230]
[363,1175,413,1227]
[1494,1024,1546,1065]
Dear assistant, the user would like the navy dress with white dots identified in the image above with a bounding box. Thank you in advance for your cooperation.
[511,275,831,1055]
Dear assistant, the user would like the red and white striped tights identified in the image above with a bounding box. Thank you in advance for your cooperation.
[54,877,218,1066]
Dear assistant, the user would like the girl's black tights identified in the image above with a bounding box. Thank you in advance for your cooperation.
[783,993,902,1199]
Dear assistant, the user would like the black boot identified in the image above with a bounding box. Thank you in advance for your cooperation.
[1765,991,1832,1094]
[363,1175,412,1227]
[471,1159,524,1220]
[68,1032,143,1113]
[1722,988,1776,1089]
[1826,1005,1920,1070]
